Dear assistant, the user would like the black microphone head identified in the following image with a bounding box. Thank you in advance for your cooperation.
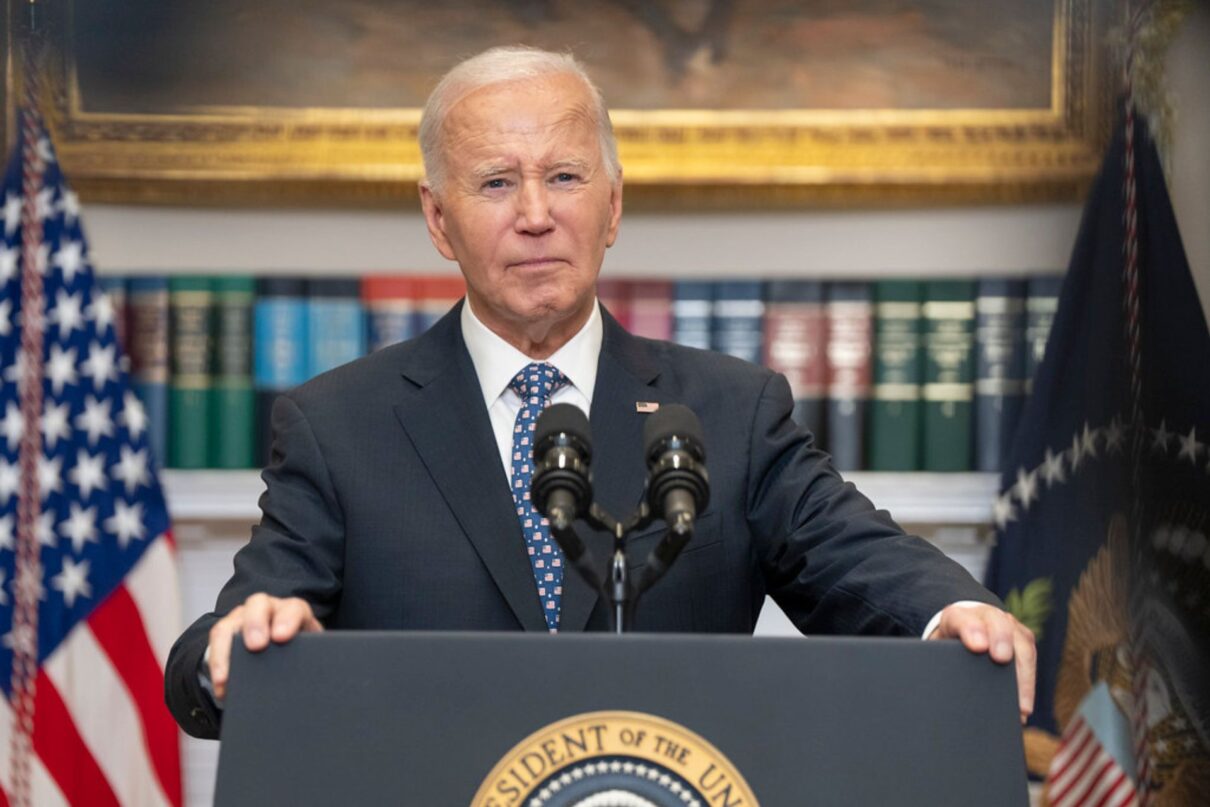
[643,404,705,464]
[534,402,592,461]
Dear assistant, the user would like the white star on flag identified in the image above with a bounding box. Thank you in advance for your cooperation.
[51,557,92,608]
[1014,467,1039,512]
[1177,427,1203,465]
[0,299,11,337]
[68,448,107,499]
[80,342,118,390]
[111,445,150,494]
[35,510,56,548]
[1152,419,1173,453]
[1068,433,1086,473]
[119,390,148,439]
[37,454,64,501]
[35,185,56,222]
[86,290,116,333]
[41,401,71,450]
[992,491,1017,529]
[51,239,86,283]
[105,499,147,548]
[0,458,17,503]
[1041,448,1067,487]
[0,513,13,552]
[0,245,17,283]
[60,503,99,554]
[0,401,24,451]
[49,289,85,337]
[1080,422,1100,459]
[58,187,80,223]
[45,343,79,395]
[75,395,115,445]
[2,192,20,236]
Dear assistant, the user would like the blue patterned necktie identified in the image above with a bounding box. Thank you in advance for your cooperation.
[509,362,569,632]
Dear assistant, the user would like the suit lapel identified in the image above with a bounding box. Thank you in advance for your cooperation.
[558,313,670,632]
[392,305,548,632]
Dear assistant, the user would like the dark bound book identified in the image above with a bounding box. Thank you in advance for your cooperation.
[1025,274,1064,395]
[825,282,872,471]
[169,276,214,468]
[307,278,365,378]
[974,278,1027,472]
[923,280,976,471]
[672,281,713,351]
[711,280,765,364]
[763,280,827,439]
[127,276,170,466]
[211,276,256,469]
[254,277,309,467]
[870,280,924,471]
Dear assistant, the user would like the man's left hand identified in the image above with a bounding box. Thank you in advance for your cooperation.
[926,603,1036,724]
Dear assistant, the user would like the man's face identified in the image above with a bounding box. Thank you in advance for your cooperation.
[419,73,622,346]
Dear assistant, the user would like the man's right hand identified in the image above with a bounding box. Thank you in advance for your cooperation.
[207,594,324,701]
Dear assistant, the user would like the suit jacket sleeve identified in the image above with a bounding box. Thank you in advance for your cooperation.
[164,393,346,739]
[745,372,1000,636]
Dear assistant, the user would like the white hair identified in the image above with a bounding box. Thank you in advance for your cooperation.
[418,46,621,192]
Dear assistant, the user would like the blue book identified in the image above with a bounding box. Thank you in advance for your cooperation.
[711,280,765,364]
[1025,274,1064,393]
[363,275,418,352]
[254,277,309,466]
[672,281,713,351]
[975,279,1028,472]
[127,276,169,467]
[307,278,366,377]
[825,282,873,471]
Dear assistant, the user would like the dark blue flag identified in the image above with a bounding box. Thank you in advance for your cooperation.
[985,108,1210,804]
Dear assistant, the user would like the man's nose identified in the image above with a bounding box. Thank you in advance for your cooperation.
[515,179,555,234]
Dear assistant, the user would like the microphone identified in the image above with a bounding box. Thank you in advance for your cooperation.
[639,404,709,592]
[531,403,593,531]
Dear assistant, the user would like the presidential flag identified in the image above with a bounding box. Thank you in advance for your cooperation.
[0,105,183,805]
[984,105,1210,805]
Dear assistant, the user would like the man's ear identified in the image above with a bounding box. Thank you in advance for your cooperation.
[419,181,457,261]
[605,170,623,248]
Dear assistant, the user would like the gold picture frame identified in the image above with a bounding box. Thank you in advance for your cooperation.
[8,0,1114,208]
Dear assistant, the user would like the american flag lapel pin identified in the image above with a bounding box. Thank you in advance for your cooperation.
[635,401,660,413]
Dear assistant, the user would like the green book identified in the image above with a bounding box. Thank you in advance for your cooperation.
[211,276,256,468]
[169,276,214,468]
[922,281,976,471]
[869,281,923,470]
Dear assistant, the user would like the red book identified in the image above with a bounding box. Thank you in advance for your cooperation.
[417,275,467,331]
[596,278,633,330]
[629,281,673,341]
[762,281,827,439]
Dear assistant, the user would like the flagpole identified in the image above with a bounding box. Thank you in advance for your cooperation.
[7,4,48,805]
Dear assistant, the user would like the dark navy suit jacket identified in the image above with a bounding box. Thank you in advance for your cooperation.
[165,302,997,738]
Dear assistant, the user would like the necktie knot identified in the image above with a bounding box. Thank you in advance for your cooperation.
[509,362,567,404]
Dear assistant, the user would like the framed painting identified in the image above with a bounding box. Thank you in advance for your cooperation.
[5,0,1115,207]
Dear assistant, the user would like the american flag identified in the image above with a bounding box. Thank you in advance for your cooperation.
[0,106,182,805]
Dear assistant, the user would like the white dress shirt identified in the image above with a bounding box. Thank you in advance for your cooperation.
[460,298,601,477]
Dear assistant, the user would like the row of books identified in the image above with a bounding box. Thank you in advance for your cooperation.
[600,276,1063,473]
[104,273,1062,472]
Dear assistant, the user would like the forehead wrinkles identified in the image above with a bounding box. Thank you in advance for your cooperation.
[445,79,599,149]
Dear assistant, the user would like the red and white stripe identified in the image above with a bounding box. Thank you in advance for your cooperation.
[1,533,182,807]
[1047,715,1139,807]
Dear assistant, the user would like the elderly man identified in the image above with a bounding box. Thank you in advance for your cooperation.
[165,46,1035,739]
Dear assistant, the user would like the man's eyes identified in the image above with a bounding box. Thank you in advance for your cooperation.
[482,178,509,190]
[552,172,579,184]
[479,173,579,190]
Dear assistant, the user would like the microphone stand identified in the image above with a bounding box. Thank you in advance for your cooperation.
[550,497,690,634]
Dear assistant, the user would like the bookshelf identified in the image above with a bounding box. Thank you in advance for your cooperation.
[161,470,1001,533]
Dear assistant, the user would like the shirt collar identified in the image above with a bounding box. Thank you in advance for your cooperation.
[461,297,602,409]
